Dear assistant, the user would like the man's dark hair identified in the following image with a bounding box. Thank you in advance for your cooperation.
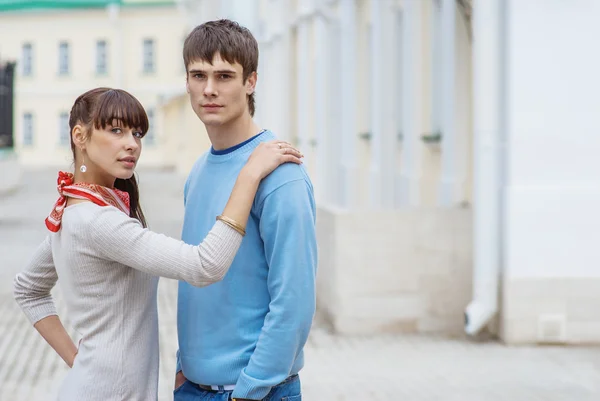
[183,19,259,116]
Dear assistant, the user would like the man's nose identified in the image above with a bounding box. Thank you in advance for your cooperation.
[204,78,217,96]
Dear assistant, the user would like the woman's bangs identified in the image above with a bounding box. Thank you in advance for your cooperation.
[92,89,149,134]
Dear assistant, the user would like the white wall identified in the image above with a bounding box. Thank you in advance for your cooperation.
[499,0,600,344]
[504,0,600,279]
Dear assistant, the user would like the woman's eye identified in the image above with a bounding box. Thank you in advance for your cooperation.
[111,127,122,134]
[134,131,145,139]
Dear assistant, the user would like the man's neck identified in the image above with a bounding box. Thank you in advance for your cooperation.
[207,114,261,151]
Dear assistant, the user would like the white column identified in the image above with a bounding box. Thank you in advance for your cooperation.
[368,0,383,208]
[392,4,404,207]
[198,0,220,22]
[326,4,343,206]
[339,0,357,209]
[314,9,328,205]
[380,0,400,209]
[282,0,293,142]
[430,0,443,137]
[438,0,458,206]
[398,0,423,207]
[228,0,259,32]
[255,34,269,129]
[371,0,399,209]
[219,0,233,20]
[296,0,311,157]
[255,0,270,129]
[257,0,293,140]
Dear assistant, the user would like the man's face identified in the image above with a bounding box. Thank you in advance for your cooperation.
[186,53,256,127]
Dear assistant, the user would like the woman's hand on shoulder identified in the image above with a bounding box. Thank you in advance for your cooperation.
[243,140,303,181]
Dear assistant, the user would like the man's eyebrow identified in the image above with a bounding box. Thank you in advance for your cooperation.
[188,69,237,74]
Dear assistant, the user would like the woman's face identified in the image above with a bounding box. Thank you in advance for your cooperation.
[78,120,144,187]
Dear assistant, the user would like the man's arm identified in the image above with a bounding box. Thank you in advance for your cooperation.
[232,178,317,400]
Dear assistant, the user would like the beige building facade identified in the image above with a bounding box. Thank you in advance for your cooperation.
[0,0,210,170]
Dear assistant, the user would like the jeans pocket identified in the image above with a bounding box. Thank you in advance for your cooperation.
[281,395,301,401]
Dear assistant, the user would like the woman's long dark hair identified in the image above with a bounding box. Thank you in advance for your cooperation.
[69,87,148,228]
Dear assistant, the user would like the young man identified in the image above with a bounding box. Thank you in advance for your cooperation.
[173,20,317,401]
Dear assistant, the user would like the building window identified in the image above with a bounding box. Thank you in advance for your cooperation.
[23,113,33,146]
[22,43,33,76]
[146,109,155,145]
[143,39,155,73]
[59,112,70,145]
[96,40,108,75]
[58,41,70,75]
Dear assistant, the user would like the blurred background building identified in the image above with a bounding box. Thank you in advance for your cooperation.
[1,0,599,346]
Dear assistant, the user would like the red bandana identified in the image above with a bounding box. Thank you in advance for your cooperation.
[45,171,131,232]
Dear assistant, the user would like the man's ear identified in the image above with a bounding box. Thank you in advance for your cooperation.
[185,79,190,94]
[246,71,257,95]
[72,124,88,149]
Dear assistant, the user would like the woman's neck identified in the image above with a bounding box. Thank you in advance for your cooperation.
[73,169,115,188]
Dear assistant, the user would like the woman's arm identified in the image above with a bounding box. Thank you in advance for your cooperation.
[14,236,78,368]
[34,316,78,368]
[221,140,303,228]
[92,140,303,287]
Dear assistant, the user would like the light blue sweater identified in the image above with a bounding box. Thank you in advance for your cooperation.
[176,130,317,400]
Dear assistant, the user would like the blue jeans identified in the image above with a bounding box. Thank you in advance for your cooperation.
[173,374,302,401]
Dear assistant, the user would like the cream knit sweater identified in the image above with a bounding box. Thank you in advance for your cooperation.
[13,202,242,400]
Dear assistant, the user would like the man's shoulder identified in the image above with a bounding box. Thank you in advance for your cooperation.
[262,163,312,192]
[254,164,314,213]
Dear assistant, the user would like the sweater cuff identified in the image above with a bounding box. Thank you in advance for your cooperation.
[232,370,271,400]
[20,298,58,326]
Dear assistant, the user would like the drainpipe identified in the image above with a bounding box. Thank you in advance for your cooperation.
[464,0,504,335]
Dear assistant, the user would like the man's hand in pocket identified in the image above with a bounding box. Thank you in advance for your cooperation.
[174,370,187,391]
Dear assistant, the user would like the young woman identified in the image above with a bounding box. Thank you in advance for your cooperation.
[13,87,302,401]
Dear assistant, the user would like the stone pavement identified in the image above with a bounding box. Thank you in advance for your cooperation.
[1,168,600,401]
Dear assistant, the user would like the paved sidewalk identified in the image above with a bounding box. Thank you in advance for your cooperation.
[1,169,600,401]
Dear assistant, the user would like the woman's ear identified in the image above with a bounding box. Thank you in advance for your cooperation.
[72,124,88,149]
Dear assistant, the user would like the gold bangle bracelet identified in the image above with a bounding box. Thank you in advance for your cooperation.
[216,215,246,236]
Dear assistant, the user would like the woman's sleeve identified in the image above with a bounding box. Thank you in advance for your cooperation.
[90,207,243,286]
[14,236,59,325]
